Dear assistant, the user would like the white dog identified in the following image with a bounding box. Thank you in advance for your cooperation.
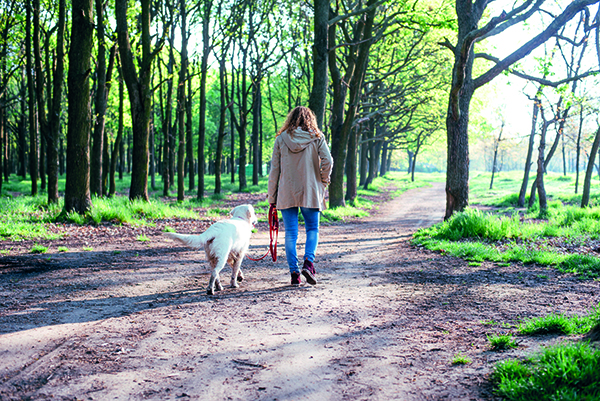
[165,204,258,295]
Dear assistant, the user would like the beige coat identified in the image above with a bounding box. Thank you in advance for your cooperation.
[267,128,333,211]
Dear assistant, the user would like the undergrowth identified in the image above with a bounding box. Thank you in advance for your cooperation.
[492,342,600,401]
[518,305,600,336]
[0,171,432,241]
[413,206,600,278]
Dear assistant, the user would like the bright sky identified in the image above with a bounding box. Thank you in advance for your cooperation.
[474,2,600,139]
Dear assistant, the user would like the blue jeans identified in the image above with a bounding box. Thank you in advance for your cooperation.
[280,207,320,273]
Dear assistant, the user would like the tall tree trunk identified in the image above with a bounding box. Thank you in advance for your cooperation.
[379,140,388,177]
[19,68,27,179]
[46,0,64,204]
[149,114,156,191]
[445,5,476,220]
[581,127,600,208]
[91,0,107,196]
[575,105,584,193]
[307,0,329,129]
[518,92,541,207]
[251,74,261,186]
[186,70,193,191]
[64,0,94,213]
[116,0,152,201]
[197,1,211,199]
[345,126,359,202]
[359,130,368,186]
[214,48,228,195]
[26,0,38,196]
[109,75,124,197]
[490,124,503,190]
[532,119,554,212]
[328,2,375,207]
[176,0,188,202]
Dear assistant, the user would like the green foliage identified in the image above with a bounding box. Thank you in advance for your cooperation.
[519,306,600,336]
[452,353,472,365]
[136,235,150,242]
[414,200,600,278]
[488,333,518,351]
[30,244,48,254]
[0,195,63,240]
[492,342,600,401]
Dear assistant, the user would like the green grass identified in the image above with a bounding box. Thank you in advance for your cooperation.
[1,170,434,241]
[492,342,600,401]
[488,333,518,351]
[519,306,600,336]
[136,234,150,242]
[30,244,48,254]
[469,171,600,207]
[452,353,472,365]
[413,205,600,278]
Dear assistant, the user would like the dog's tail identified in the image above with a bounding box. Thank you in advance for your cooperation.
[164,232,207,248]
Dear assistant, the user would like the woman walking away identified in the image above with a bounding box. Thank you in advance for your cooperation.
[267,106,333,286]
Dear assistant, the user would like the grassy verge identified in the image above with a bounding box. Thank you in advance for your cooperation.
[413,206,600,278]
[0,171,434,241]
[492,342,600,401]
[518,305,600,336]
[470,171,600,208]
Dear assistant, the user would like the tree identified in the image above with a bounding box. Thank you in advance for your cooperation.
[307,0,329,129]
[26,0,38,196]
[91,0,115,197]
[176,0,189,202]
[64,0,94,214]
[115,0,161,201]
[442,0,598,220]
[47,0,66,204]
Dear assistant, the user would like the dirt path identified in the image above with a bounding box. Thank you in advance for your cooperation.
[1,182,599,400]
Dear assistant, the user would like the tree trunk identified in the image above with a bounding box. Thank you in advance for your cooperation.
[329,1,376,207]
[307,0,329,129]
[490,125,503,190]
[359,130,368,186]
[575,105,584,194]
[197,2,211,199]
[26,0,38,196]
[215,47,228,195]
[379,141,387,177]
[581,126,600,208]
[251,74,261,186]
[116,0,152,202]
[533,120,554,212]
[176,0,188,202]
[186,71,193,191]
[91,0,107,196]
[345,126,359,203]
[109,75,124,197]
[445,0,478,220]
[64,0,94,213]
[518,93,541,207]
[46,0,65,203]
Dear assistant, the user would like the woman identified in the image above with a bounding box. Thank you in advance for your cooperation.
[267,106,333,286]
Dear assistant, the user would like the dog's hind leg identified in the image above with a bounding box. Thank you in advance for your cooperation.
[207,250,228,295]
[229,254,244,289]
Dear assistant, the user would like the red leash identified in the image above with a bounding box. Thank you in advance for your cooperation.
[247,204,278,262]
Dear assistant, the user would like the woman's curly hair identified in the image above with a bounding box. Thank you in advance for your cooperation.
[277,106,321,137]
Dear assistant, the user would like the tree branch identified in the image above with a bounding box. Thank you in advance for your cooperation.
[473,0,599,89]
[328,0,385,26]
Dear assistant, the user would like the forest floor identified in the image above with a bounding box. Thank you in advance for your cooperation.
[1,182,599,400]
